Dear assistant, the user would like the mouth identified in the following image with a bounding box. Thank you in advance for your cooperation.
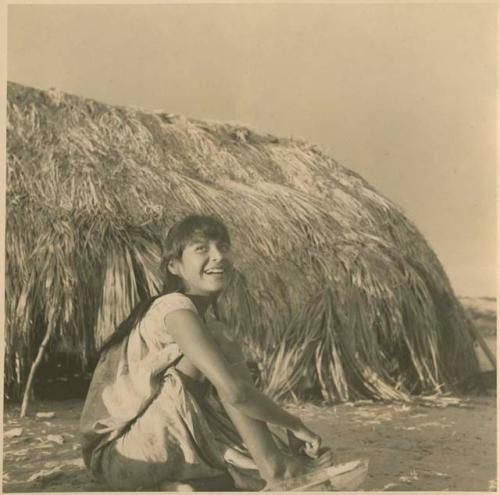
[203,267,226,276]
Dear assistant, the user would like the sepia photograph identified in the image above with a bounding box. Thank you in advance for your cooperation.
[2,1,497,492]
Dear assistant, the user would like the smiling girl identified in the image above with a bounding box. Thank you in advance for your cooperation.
[80,214,337,491]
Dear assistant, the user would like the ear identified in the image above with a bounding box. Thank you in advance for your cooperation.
[167,258,180,276]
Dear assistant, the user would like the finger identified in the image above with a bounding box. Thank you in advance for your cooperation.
[287,429,306,455]
[305,445,318,458]
[315,436,322,450]
[305,438,321,458]
[312,436,321,451]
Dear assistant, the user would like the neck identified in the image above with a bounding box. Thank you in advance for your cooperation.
[182,292,214,316]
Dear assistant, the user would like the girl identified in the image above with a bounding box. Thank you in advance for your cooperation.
[80,214,337,491]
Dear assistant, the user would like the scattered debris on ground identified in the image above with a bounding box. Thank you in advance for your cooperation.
[3,395,496,492]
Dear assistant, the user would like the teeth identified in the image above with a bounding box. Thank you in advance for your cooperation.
[205,269,224,274]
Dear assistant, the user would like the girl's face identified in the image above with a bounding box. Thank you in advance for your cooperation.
[168,237,232,296]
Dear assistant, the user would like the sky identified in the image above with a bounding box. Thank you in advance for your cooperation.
[6,2,497,297]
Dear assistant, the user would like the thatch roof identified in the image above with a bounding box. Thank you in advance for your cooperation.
[6,81,479,402]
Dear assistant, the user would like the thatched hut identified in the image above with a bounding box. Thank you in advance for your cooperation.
[5,81,479,405]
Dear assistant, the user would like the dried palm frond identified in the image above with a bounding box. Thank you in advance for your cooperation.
[5,82,479,404]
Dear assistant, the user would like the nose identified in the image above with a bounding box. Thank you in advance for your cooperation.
[209,243,224,262]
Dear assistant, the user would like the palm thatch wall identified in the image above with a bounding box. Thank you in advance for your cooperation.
[5,81,479,403]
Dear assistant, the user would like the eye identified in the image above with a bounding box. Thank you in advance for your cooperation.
[218,243,230,253]
[195,244,208,252]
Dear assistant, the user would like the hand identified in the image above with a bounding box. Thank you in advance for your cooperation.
[288,420,322,458]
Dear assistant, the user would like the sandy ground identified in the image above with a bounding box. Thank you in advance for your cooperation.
[290,396,496,492]
[3,392,496,492]
[3,298,496,492]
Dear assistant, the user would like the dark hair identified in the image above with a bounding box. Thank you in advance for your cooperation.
[99,214,230,354]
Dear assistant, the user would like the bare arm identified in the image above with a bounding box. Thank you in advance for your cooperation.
[165,309,303,433]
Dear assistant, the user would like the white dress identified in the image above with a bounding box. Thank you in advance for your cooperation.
[80,293,266,490]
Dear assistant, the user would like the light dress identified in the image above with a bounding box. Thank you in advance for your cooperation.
[80,292,266,491]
